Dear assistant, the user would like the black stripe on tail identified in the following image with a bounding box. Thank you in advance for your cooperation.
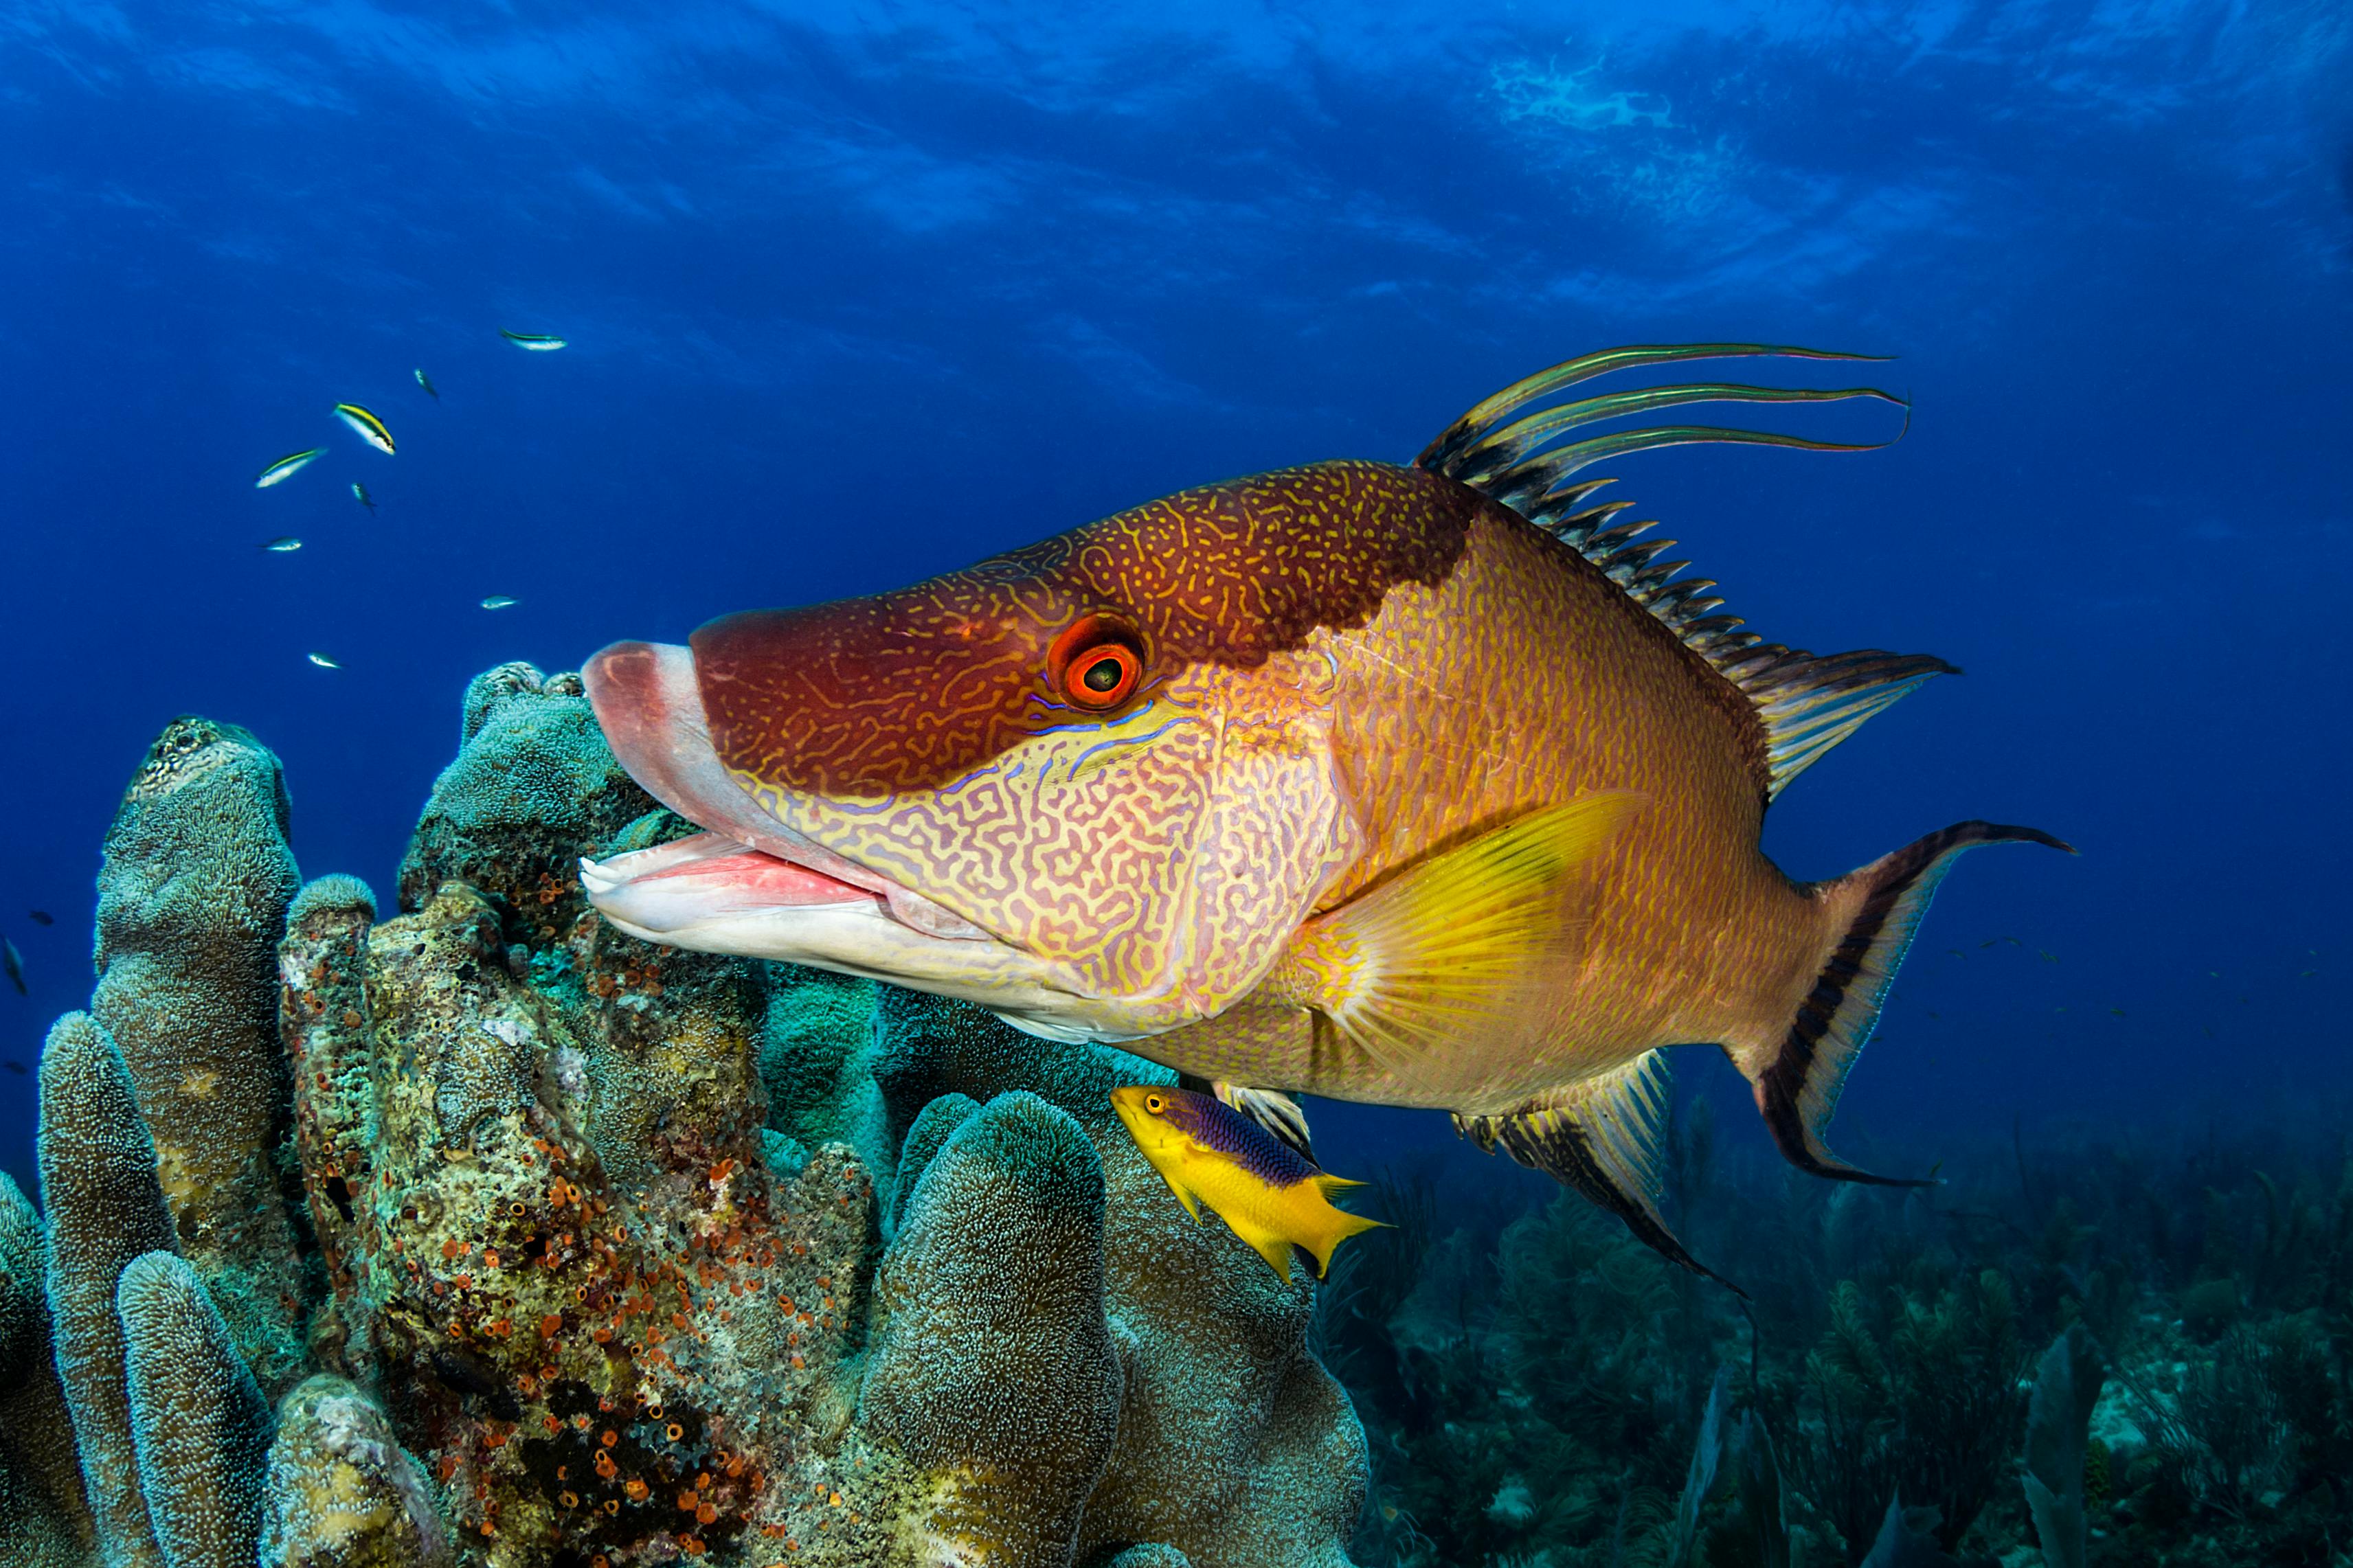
[1759,820,2074,1184]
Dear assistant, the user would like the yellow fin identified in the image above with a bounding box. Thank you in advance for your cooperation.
[1296,1200,1386,1280]
[1162,1166,1204,1223]
[1268,793,1644,1089]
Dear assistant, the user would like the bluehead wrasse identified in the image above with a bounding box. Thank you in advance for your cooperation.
[3,935,23,996]
[260,537,303,553]
[352,482,376,514]
[332,403,395,455]
[500,329,567,350]
[1109,1084,1382,1281]
[255,448,325,488]
[306,652,341,669]
[414,368,438,399]
[480,595,520,610]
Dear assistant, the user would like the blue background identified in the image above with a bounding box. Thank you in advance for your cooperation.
[3,0,2348,1196]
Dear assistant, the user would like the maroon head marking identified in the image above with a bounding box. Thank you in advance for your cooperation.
[691,459,1483,795]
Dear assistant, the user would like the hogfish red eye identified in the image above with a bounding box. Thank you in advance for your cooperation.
[1048,614,1145,711]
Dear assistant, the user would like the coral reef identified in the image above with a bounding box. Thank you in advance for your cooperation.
[1320,1097,2353,1567]
[117,1251,273,1568]
[38,1011,178,1568]
[92,716,309,1397]
[1,664,1370,1568]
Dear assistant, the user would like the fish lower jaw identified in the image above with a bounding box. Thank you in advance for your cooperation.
[576,832,1134,1041]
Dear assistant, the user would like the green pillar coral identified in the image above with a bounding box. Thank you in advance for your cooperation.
[117,1252,273,1568]
[872,997,1369,1567]
[260,1376,451,1568]
[5,665,1373,1568]
[38,1012,176,1568]
[92,716,308,1396]
[0,1171,97,1567]
[886,1091,979,1238]
[395,662,658,922]
[859,1091,1124,1565]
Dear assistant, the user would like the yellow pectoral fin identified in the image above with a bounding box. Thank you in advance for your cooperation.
[1266,792,1645,1087]
[1164,1172,1204,1223]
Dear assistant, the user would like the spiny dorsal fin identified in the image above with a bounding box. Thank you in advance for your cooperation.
[1263,793,1645,1096]
[1419,345,1947,799]
[1453,1050,1738,1290]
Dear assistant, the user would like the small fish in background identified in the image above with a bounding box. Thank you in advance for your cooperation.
[307,652,341,670]
[480,595,520,611]
[255,448,325,488]
[1109,1084,1383,1281]
[414,368,439,400]
[27,911,53,927]
[259,536,304,553]
[2,1061,23,1076]
[332,403,395,455]
[500,329,567,351]
[3,935,23,996]
[352,482,376,515]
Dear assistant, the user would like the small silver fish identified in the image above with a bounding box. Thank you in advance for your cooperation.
[260,536,303,553]
[307,652,341,670]
[332,403,396,455]
[352,482,377,514]
[3,935,23,996]
[255,448,325,488]
[500,329,567,351]
[414,368,439,400]
[480,595,520,610]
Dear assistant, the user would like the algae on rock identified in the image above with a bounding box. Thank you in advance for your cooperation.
[3,665,1371,1568]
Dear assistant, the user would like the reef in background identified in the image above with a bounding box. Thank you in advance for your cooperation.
[0,665,1366,1568]
[1322,1095,2353,1568]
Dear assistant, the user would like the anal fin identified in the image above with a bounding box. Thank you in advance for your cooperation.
[1455,1051,1739,1292]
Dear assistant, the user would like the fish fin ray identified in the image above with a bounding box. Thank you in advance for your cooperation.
[1299,1202,1385,1280]
[1740,821,2074,1183]
[1268,793,1645,1093]
[1459,1052,1741,1292]
[1211,1080,1316,1163]
[1419,346,1943,796]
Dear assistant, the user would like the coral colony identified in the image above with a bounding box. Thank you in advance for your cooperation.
[3,671,1361,1567]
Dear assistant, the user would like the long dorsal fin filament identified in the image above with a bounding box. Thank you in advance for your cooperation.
[1419,345,1943,798]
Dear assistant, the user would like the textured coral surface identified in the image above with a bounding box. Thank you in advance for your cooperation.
[1,666,1366,1568]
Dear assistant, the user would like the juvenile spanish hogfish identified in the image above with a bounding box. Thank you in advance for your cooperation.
[579,344,2069,1275]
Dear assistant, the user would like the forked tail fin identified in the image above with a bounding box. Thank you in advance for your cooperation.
[1743,821,2074,1183]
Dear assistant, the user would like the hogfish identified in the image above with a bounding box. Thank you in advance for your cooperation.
[578,344,2069,1273]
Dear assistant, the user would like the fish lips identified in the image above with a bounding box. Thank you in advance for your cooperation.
[579,640,1120,1041]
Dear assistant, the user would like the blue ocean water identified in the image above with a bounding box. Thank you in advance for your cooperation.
[1,0,2347,1203]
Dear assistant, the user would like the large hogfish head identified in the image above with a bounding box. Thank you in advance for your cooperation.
[581,461,1481,1043]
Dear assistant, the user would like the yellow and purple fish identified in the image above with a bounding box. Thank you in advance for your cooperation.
[578,343,2070,1275]
[1110,1084,1380,1281]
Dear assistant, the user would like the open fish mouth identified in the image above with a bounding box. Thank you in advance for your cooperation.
[578,640,1116,1042]
[579,830,883,932]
